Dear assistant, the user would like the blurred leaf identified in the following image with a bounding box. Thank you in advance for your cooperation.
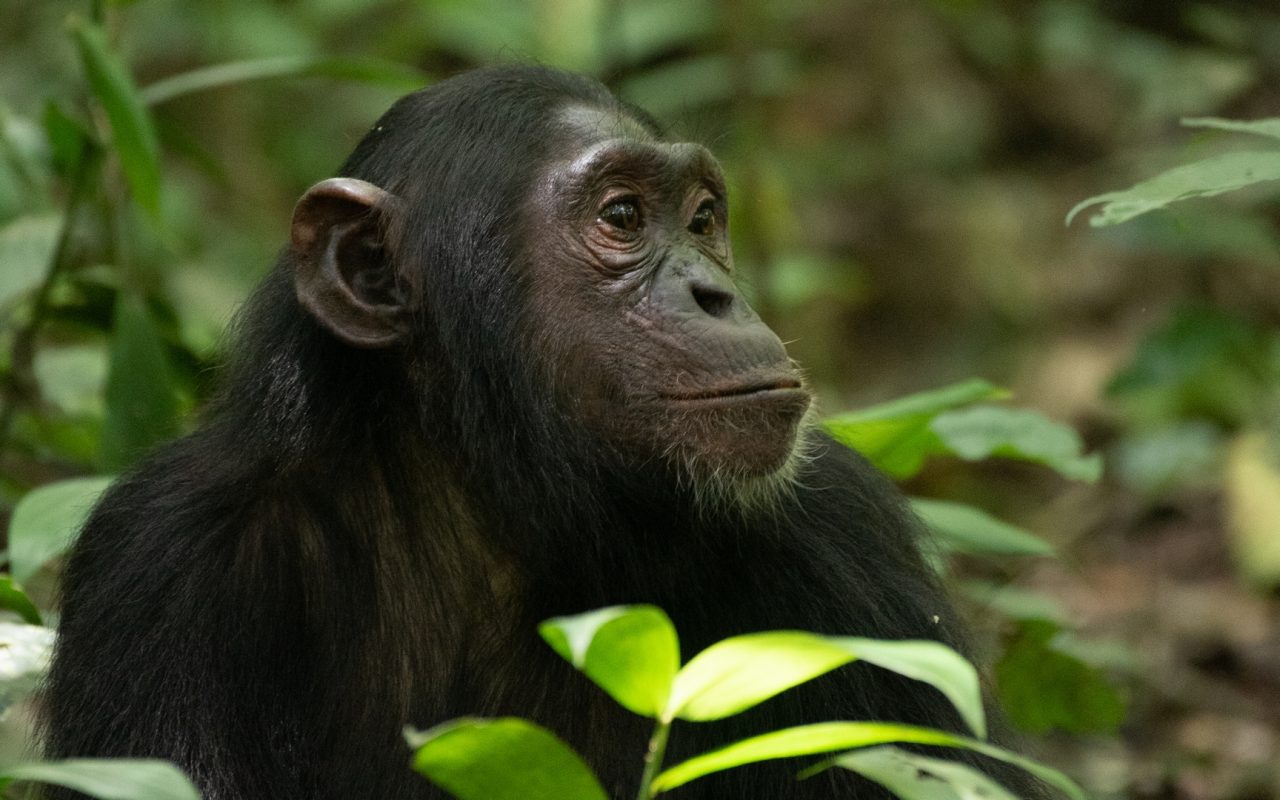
[140,57,425,106]
[0,577,41,625]
[42,100,91,178]
[823,380,1009,479]
[1,760,198,800]
[1067,151,1280,227]
[406,718,606,800]
[1225,430,1280,588]
[101,294,182,471]
[958,581,1066,624]
[7,476,112,582]
[425,0,535,63]
[614,0,716,66]
[1109,423,1222,496]
[930,406,1102,483]
[35,344,110,418]
[667,632,983,737]
[0,214,59,307]
[833,746,1019,800]
[540,605,679,718]
[995,620,1125,736]
[0,621,55,710]
[769,253,866,311]
[911,498,1054,557]
[72,19,161,217]
[620,51,798,117]
[1183,116,1280,142]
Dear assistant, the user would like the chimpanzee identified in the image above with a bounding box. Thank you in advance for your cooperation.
[43,66,1041,799]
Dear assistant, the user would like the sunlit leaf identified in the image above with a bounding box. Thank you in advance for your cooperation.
[1066,151,1280,227]
[101,294,182,471]
[665,632,983,737]
[0,621,55,709]
[1182,116,1280,142]
[540,605,679,718]
[0,214,59,308]
[72,19,161,217]
[406,718,606,800]
[832,746,1020,800]
[0,577,41,625]
[823,380,1008,478]
[911,498,1054,557]
[140,57,425,106]
[1,760,198,800]
[7,476,113,582]
[930,406,1102,483]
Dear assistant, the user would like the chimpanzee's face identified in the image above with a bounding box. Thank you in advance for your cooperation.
[523,105,811,489]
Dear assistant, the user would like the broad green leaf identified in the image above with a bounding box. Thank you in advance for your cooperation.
[833,746,1020,800]
[540,605,679,718]
[911,498,1054,557]
[0,577,41,625]
[101,294,182,471]
[140,57,425,106]
[1,759,198,800]
[930,406,1102,483]
[833,638,985,739]
[0,214,59,308]
[1066,151,1280,227]
[72,20,161,217]
[995,621,1125,736]
[8,476,113,582]
[823,380,1009,478]
[1183,116,1280,142]
[665,632,982,737]
[653,723,1086,799]
[406,718,606,800]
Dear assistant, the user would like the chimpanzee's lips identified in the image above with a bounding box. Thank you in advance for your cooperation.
[663,377,807,404]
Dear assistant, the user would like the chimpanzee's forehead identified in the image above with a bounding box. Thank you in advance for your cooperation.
[558,104,660,146]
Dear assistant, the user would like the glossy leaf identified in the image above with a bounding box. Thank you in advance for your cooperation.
[540,605,679,718]
[654,723,1086,799]
[1067,151,1280,227]
[911,498,1054,557]
[930,406,1102,483]
[0,576,42,625]
[101,294,182,471]
[1,759,198,800]
[407,718,607,800]
[72,19,161,216]
[8,476,113,582]
[833,746,1020,800]
[823,380,1009,478]
[665,632,982,737]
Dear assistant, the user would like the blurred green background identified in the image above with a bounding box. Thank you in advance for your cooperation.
[2,1,1280,798]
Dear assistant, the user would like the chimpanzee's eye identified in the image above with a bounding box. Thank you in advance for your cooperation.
[689,202,716,236]
[600,200,641,232]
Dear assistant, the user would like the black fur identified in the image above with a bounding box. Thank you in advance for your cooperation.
[43,66,1039,799]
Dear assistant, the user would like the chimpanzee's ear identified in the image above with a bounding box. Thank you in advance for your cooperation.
[291,177,409,348]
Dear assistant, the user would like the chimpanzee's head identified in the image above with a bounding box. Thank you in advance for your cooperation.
[286,67,811,508]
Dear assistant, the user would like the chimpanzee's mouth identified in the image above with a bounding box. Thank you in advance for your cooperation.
[664,377,806,403]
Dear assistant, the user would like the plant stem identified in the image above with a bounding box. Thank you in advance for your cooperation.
[635,721,671,800]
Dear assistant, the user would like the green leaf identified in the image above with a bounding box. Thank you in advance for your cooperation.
[958,581,1065,624]
[0,620,55,708]
[995,621,1125,736]
[0,577,41,625]
[72,19,161,217]
[406,718,607,800]
[1067,151,1280,227]
[540,605,679,718]
[139,57,425,106]
[7,476,113,582]
[42,100,91,177]
[930,406,1102,483]
[656,721,1084,799]
[101,294,182,471]
[1,759,199,800]
[665,633,983,738]
[832,746,1020,800]
[823,380,1009,478]
[911,498,1054,557]
[1182,116,1280,142]
[0,214,59,308]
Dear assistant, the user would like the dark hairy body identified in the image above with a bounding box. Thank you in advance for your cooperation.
[43,67,1041,799]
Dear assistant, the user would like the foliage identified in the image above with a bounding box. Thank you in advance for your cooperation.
[409,606,1086,800]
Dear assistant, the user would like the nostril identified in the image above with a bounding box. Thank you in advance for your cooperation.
[691,282,734,318]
